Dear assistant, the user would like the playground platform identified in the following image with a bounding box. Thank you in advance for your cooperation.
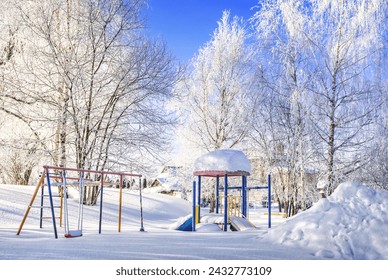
[176,213,256,231]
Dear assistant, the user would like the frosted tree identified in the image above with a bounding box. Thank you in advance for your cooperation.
[304,0,386,195]
[252,0,387,198]
[175,11,258,154]
[5,0,177,168]
[0,0,180,188]
[359,78,388,190]
[251,0,318,215]
[0,1,41,184]
[173,11,259,204]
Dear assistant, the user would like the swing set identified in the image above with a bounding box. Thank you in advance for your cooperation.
[17,165,143,239]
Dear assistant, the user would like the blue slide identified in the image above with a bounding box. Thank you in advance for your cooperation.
[176,216,193,231]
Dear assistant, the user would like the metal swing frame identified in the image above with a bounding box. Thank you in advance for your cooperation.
[17,166,143,239]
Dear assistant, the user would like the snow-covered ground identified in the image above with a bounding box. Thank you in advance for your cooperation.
[0,183,292,260]
[0,183,388,280]
[0,181,387,260]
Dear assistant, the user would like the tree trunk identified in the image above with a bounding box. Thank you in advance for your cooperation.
[277,195,282,213]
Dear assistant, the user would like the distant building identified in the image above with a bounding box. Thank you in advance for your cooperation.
[149,166,183,196]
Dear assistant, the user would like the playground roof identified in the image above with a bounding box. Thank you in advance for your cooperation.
[193,149,251,177]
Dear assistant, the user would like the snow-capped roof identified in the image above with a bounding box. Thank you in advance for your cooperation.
[193,149,251,176]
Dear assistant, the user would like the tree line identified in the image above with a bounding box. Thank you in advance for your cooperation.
[175,0,387,215]
[0,0,387,216]
[0,0,181,184]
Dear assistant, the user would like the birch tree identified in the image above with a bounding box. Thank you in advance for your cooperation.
[176,11,258,154]
[305,0,386,195]
[251,0,317,215]
[0,1,41,184]
[359,79,388,190]
[252,0,387,198]
[0,0,180,187]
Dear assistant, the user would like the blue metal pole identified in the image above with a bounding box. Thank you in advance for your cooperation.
[223,174,228,231]
[247,184,250,218]
[246,176,248,216]
[216,176,220,214]
[98,172,105,234]
[192,180,196,231]
[268,174,272,229]
[242,176,247,217]
[39,176,44,229]
[45,169,58,239]
[139,176,145,232]
[197,175,201,222]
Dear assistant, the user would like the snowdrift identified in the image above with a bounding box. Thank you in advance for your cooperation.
[265,182,388,259]
[193,149,251,174]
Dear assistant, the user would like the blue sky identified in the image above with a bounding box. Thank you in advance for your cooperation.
[145,0,258,61]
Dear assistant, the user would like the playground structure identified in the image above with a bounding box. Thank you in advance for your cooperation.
[190,149,271,231]
[17,165,143,239]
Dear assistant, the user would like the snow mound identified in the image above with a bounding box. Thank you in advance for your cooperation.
[193,149,251,174]
[264,182,388,259]
[196,223,222,232]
